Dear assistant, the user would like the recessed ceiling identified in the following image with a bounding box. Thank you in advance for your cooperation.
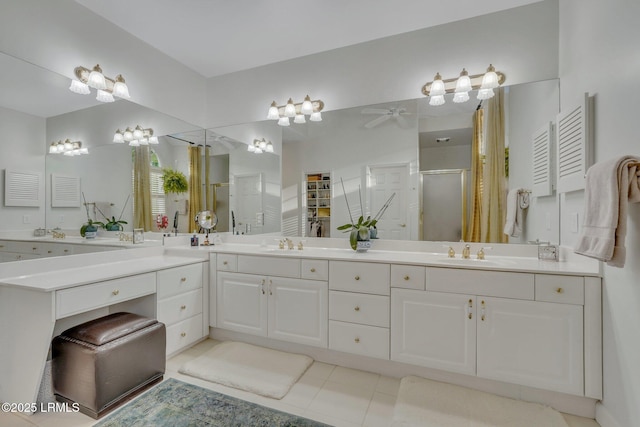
[75,0,541,78]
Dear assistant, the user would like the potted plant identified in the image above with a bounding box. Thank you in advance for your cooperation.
[104,216,128,231]
[161,168,188,194]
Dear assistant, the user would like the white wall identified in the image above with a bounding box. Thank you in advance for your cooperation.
[506,80,561,244]
[0,107,46,230]
[420,145,471,171]
[558,1,640,426]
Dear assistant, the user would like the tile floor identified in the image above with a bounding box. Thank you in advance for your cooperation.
[2,339,601,427]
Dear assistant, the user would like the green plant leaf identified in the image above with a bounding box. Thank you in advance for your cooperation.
[337,223,353,231]
[349,229,358,250]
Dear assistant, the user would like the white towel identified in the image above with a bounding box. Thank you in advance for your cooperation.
[574,156,640,267]
[503,188,526,237]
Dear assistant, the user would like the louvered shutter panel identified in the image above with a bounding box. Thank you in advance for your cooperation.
[51,174,81,207]
[4,170,42,207]
[556,93,592,193]
[532,122,554,197]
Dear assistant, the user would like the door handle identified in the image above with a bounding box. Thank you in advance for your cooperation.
[399,223,406,228]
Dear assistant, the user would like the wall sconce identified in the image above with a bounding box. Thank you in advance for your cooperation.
[113,126,158,146]
[69,64,130,103]
[48,139,88,156]
[248,138,274,154]
[267,95,324,126]
[421,65,505,106]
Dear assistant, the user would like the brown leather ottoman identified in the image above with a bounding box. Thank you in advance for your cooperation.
[52,312,166,418]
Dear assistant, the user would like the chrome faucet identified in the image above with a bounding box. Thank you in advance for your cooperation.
[462,244,471,259]
[173,211,179,236]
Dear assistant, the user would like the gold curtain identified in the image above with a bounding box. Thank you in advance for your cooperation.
[481,87,508,243]
[205,146,211,211]
[188,146,202,233]
[466,108,484,242]
[133,146,153,231]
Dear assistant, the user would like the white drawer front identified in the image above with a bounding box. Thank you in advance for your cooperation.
[391,265,426,290]
[56,273,156,319]
[329,261,390,295]
[42,244,74,257]
[301,259,329,281]
[157,263,203,299]
[535,275,584,305]
[166,313,204,355]
[329,291,389,327]
[217,254,237,272]
[426,268,534,300]
[158,288,203,326]
[237,255,300,278]
[329,320,389,360]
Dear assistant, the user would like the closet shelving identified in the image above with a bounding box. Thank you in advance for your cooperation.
[305,172,331,237]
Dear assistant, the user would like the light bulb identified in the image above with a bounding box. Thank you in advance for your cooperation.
[112,75,130,99]
[267,101,280,120]
[429,73,446,96]
[429,95,445,106]
[294,114,306,124]
[284,98,296,118]
[87,64,107,90]
[96,90,114,102]
[309,112,322,122]
[455,68,472,93]
[477,88,495,100]
[453,92,469,103]
[258,139,267,150]
[133,126,144,140]
[69,79,90,95]
[113,129,124,143]
[265,141,274,153]
[277,117,290,127]
[123,128,133,141]
[301,95,313,115]
[481,64,499,89]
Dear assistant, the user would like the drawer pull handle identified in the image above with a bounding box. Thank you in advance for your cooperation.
[112,289,120,296]
[354,306,360,312]
[481,300,486,321]
[48,250,52,254]
[181,332,186,337]
[64,249,69,253]
[181,305,187,310]
[354,337,360,344]
[556,287,564,294]
[467,299,473,320]
[310,268,316,272]
[180,277,187,282]
[32,247,37,251]
[223,261,228,265]
[355,275,360,281]
[404,275,410,281]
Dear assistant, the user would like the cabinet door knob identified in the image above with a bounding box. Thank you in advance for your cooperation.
[556,287,564,294]
[399,223,406,228]
[64,249,69,253]
[310,268,316,273]
[404,275,410,281]
[354,306,360,312]
[355,275,360,281]
[32,247,37,251]
[180,277,187,282]
[180,305,187,310]
[354,337,360,343]
[223,261,228,265]
[112,289,120,296]
[181,332,186,337]
[47,250,52,254]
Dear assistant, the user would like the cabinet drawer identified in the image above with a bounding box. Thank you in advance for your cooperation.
[158,288,203,326]
[329,320,389,360]
[329,291,389,327]
[217,254,237,272]
[301,259,329,281]
[237,255,300,278]
[56,273,156,319]
[166,313,204,355]
[157,263,203,299]
[42,244,74,257]
[426,268,534,300]
[391,265,426,290]
[329,261,390,295]
[535,275,584,305]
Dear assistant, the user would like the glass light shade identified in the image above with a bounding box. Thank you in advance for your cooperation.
[455,69,472,93]
[267,102,280,120]
[133,126,144,140]
[453,92,470,103]
[429,73,446,96]
[254,147,263,154]
[139,137,149,145]
[477,88,495,100]
[87,65,107,90]
[69,79,90,95]
[284,99,296,118]
[148,136,159,144]
[63,151,74,156]
[247,144,256,152]
[429,95,445,106]
[277,117,290,126]
[123,128,133,141]
[63,139,73,150]
[129,140,140,147]
[79,147,89,154]
[309,112,322,122]
[112,81,130,99]
[265,141,274,153]
[258,139,267,150]
[481,64,499,89]
[294,114,306,124]
[96,90,114,102]
[113,130,124,143]
[301,95,313,115]
[56,142,65,152]
[49,143,57,154]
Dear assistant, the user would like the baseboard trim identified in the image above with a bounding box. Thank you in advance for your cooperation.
[596,403,622,427]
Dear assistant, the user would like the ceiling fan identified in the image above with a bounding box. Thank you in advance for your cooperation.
[361,106,411,129]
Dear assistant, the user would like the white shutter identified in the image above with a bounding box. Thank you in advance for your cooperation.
[51,174,81,207]
[556,93,592,193]
[532,122,554,197]
[4,169,42,207]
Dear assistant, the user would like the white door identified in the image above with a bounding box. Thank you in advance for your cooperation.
[391,289,476,375]
[368,164,409,240]
[234,173,263,234]
[216,272,267,336]
[477,297,584,395]
[421,170,466,241]
[267,277,328,348]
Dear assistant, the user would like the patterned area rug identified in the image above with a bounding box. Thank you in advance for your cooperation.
[94,378,330,427]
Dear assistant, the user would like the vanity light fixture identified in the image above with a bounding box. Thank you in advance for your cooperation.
[69,64,131,102]
[422,65,505,106]
[248,138,274,154]
[113,126,158,146]
[48,139,88,156]
[267,95,324,126]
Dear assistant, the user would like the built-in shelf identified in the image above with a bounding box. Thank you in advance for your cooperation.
[306,172,331,237]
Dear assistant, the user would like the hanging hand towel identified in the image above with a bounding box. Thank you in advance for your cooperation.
[503,188,525,237]
[574,155,640,267]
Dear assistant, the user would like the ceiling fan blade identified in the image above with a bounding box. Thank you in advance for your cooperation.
[361,108,392,115]
[364,115,391,129]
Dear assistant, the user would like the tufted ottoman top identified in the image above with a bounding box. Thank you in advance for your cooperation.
[60,312,158,346]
